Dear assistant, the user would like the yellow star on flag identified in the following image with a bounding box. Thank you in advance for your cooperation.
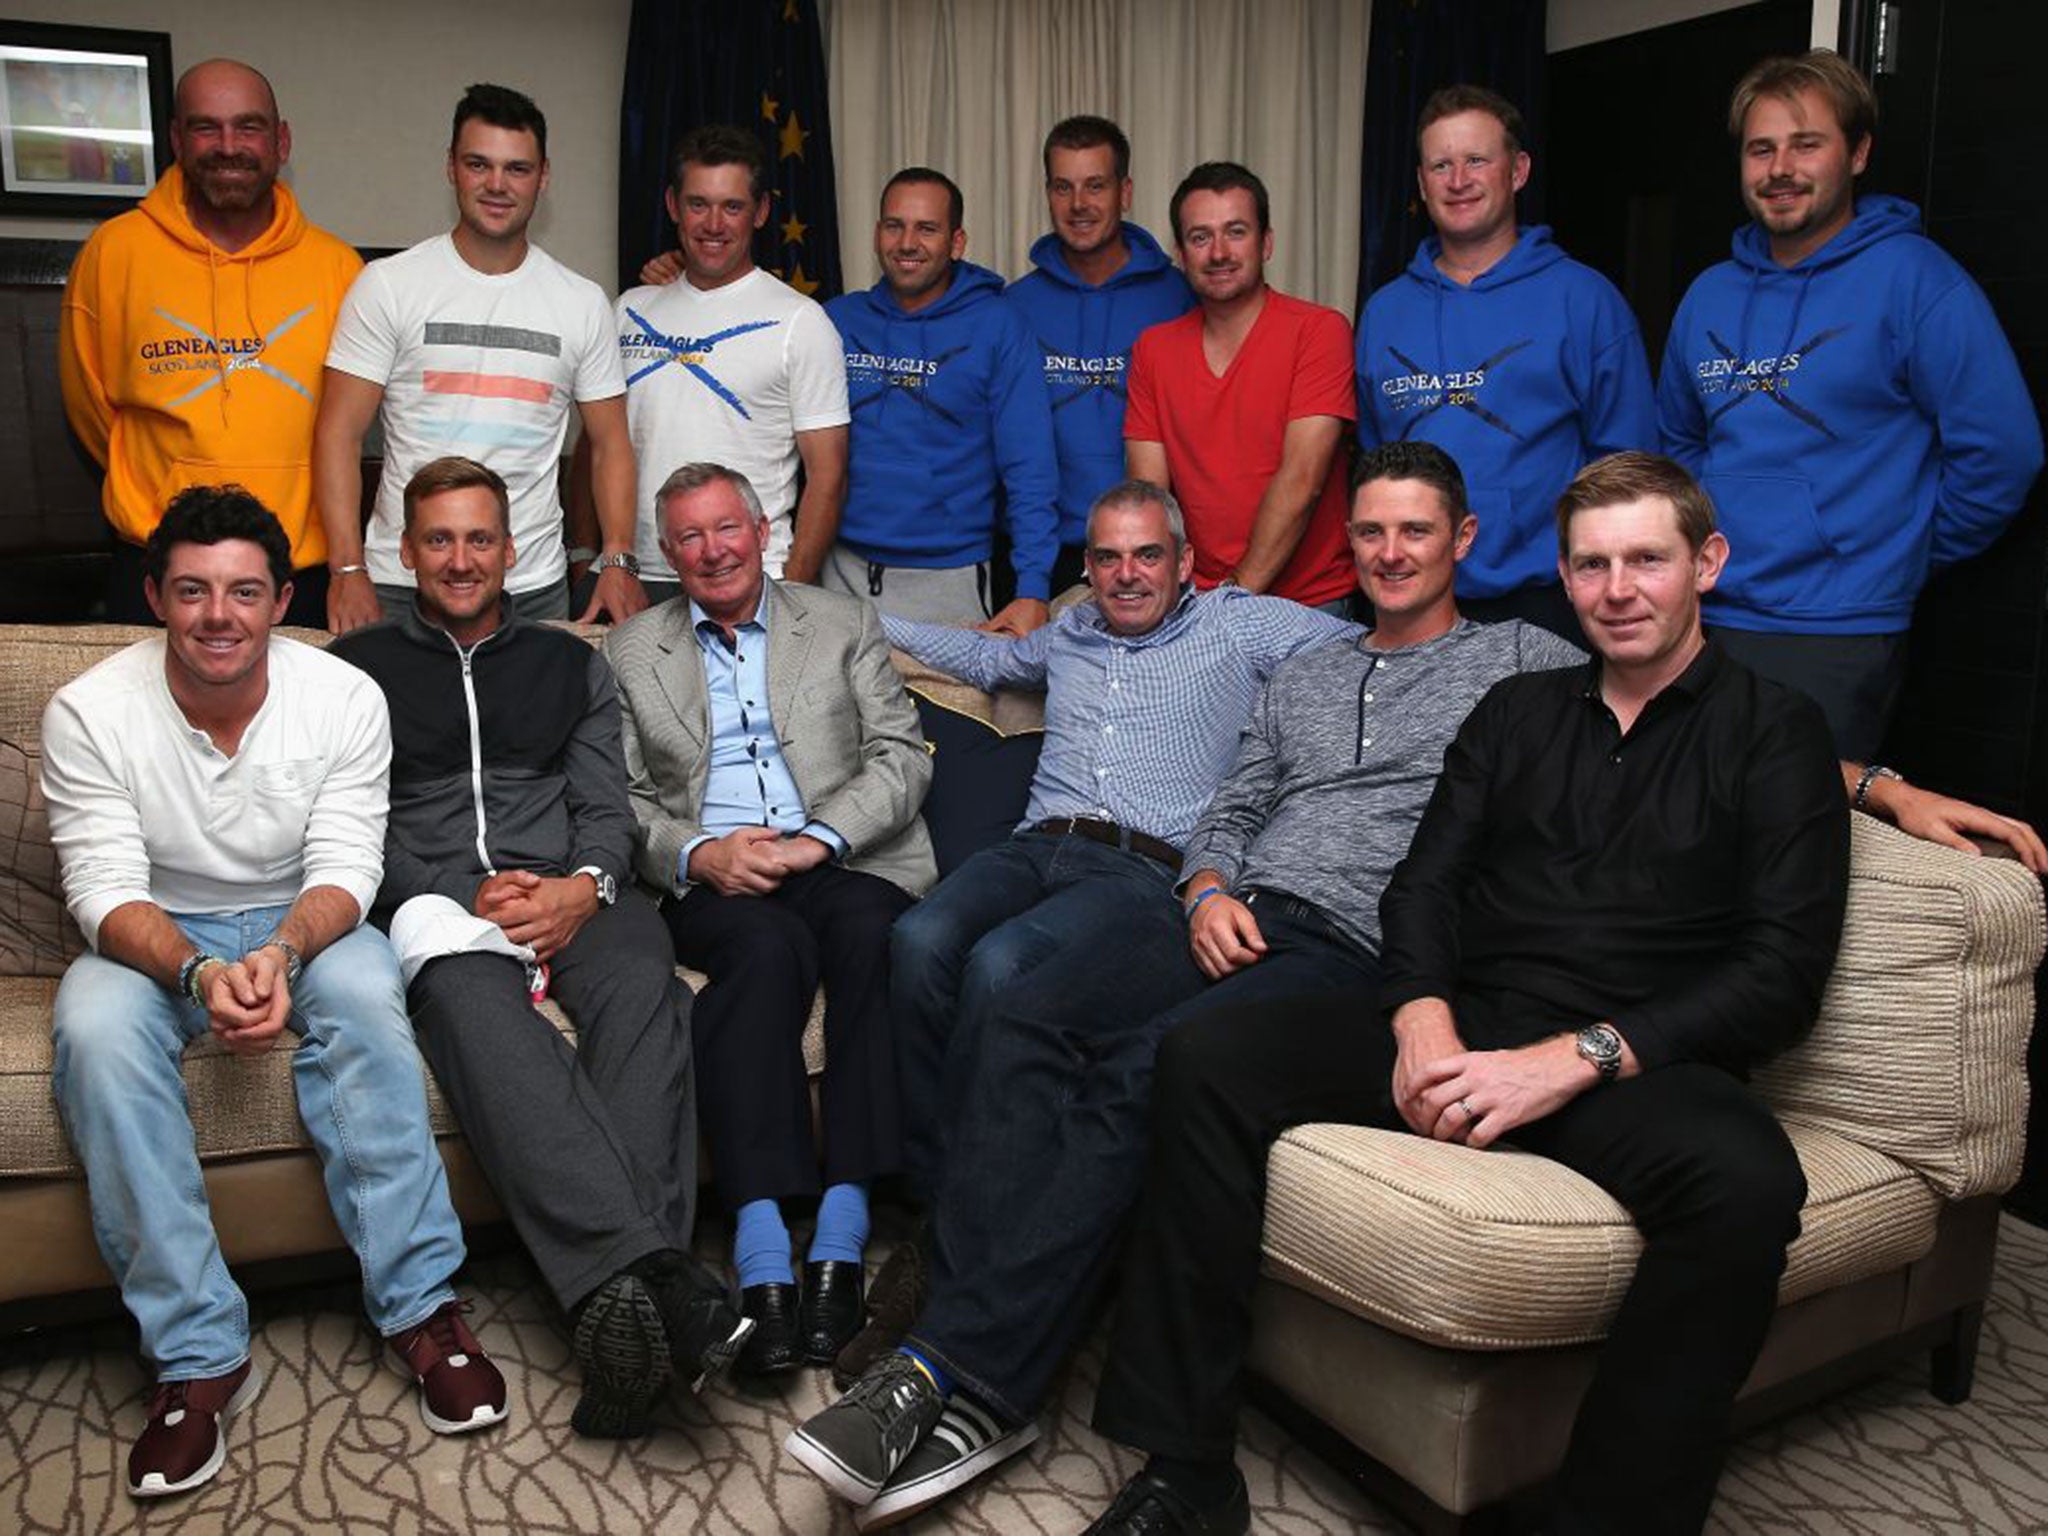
[787,261,819,296]
[781,212,808,245]
[761,90,780,123]
[779,110,810,161]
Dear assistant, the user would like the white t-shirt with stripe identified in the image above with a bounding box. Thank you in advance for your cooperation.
[327,233,625,592]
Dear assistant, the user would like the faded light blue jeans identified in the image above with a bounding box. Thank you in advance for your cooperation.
[50,908,465,1381]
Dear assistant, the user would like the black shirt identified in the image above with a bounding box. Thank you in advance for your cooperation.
[1378,643,1849,1074]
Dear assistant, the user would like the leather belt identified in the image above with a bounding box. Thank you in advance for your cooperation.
[1032,816,1183,871]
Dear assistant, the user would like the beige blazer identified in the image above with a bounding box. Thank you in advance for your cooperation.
[603,579,937,898]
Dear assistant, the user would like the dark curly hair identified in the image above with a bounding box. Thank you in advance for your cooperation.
[143,485,293,592]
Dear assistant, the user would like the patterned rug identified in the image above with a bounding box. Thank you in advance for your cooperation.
[4,1216,2045,1534]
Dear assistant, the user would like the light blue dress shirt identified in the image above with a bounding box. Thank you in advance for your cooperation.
[680,594,848,884]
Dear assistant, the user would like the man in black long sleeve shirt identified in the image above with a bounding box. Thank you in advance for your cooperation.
[1084,452,1849,1536]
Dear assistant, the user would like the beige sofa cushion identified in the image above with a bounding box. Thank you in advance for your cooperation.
[1261,1117,1940,1350]
[1756,815,2044,1201]
[0,741,86,977]
[0,968,819,1178]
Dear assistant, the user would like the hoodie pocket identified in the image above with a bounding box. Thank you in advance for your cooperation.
[1702,472,1839,611]
[164,457,318,563]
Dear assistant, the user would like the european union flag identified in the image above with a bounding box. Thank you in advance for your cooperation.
[619,0,842,299]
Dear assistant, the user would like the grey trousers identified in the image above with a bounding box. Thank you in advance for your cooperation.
[818,543,992,626]
[404,894,699,1311]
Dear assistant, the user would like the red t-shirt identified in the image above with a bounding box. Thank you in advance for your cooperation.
[1124,289,1357,606]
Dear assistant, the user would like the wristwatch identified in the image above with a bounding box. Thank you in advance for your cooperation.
[1575,1023,1624,1085]
[589,551,642,577]
[265,940,305,989]
[578,866,618,906]
[1854,763,1903,811]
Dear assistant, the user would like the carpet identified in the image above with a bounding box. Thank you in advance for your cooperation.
[4,1216,2045,1533]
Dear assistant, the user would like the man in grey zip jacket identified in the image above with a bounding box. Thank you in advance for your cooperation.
[332,455,750,1444]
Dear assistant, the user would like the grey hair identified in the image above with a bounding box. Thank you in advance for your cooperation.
[653,463,766,527]
[1088,478,1187,549]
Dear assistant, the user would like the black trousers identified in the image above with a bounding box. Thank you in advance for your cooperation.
[1092,990,1806,1536]
[663,863,912,1210]
[405,895,700,1312]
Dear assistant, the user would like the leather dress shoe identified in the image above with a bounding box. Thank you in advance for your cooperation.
[1082,1467,1250,1535]
[737,1282,803,1375]
[799,1259,866,1365]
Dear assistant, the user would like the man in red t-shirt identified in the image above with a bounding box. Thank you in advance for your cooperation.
[1122,161,1356,609]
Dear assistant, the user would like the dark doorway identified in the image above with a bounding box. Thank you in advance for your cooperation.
[1545,0,1811,362]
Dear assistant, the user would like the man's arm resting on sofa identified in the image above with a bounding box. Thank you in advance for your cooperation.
[1846,763,2048,873]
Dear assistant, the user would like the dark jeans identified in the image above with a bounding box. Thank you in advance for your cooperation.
[907,896,1377,1423]
[104,537,330,629]
[1093,990,1805,1536]
[1709,627,1907,763]
[405,895,699,1312]
[663,862,911,1210]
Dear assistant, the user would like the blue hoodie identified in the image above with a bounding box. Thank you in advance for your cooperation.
[1005,223,1194,546]
[827,260,1059,600]
[1356,226,1654,600]
[1659,195,2042,635]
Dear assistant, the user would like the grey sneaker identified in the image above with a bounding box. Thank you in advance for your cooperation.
[785,1352,946,1506]
[856,1396,1039,1530]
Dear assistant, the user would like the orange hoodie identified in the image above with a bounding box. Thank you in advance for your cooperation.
[59,165,362,568]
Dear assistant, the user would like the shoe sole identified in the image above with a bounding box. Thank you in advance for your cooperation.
[129,1364,264,1499]
[855,1419,1040,1531]
[572,1275,674,1439]
[784,1421,889,1507]
[688,1313,756,1395]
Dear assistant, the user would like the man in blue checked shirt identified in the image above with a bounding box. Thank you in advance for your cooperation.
[785,477,1350,1517]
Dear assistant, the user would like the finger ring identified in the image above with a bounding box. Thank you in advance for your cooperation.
[1458,1098,1476,1118]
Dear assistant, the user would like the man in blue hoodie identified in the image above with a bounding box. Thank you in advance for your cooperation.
[1356,84,1655,641]
[1659,49,2042,761]
[821,169,1060,635]
[1006,117,1193,595]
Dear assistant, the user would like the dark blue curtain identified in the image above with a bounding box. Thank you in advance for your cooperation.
[1355,0,1548,313]
[618,0,842,299]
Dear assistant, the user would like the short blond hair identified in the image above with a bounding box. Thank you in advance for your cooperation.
[1728,49,1876,147]
[1555,452,1718,555]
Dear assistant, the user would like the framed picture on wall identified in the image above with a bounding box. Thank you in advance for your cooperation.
[0,20,170,214]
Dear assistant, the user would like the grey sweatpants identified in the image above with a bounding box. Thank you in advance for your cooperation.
[404,893,699,1311]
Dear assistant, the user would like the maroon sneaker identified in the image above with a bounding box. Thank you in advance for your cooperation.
[389,1300,508,1434]
[128,1360,262,1498]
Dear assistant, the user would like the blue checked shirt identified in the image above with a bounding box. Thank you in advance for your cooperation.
[884,588,1356,845]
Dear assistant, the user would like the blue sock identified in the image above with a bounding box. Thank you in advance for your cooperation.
[734,1198,794,1289]
[806,1181,871,1265]
[897,1344,953,1398]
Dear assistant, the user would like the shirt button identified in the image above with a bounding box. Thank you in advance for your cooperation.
[1362,693,1375,703]
[1111,681,1120,690]
[1361,737,1373,749]
[1103,724,1114,735]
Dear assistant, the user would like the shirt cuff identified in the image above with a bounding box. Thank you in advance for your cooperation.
[678,835,713,890]
[800,822,850,861]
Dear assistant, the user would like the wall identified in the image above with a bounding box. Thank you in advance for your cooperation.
[1548,0,1836,53]
[0,0,631,292]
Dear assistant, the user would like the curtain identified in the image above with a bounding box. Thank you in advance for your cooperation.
[619,0,843,298]
[822,0,1369,314]
[1354,0,1547,312]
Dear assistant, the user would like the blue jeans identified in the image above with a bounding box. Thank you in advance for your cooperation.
[50,909,465,1380]
[905,891,1377,1422]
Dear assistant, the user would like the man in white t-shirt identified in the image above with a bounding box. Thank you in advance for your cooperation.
[313,82,643,630]
[576,125,848,602]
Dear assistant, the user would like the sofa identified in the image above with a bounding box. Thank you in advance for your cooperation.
[0,620,2040,1529]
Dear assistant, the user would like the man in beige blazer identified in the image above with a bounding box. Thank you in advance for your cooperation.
[605,461,935,1380]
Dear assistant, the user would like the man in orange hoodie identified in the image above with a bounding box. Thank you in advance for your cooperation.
[60,59,361,626]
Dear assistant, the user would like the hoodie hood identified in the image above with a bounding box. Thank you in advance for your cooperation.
[1007,222,1196,544]
[1356,225,1655,599]
[1730,191,1919,273]
[846,257,1007,323]
[140,163,311,261]
[1405,223,1568,291]
[1024,220,1179,291]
